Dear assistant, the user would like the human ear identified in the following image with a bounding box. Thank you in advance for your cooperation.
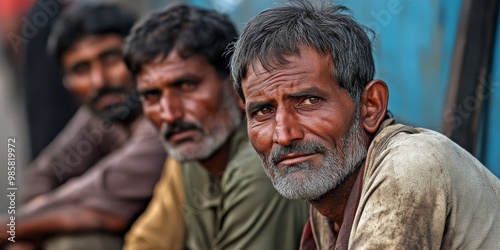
[360,80,389,133]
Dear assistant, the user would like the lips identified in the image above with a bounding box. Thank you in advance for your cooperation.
[269,141,328,168]
[166,129,199,143]
[277,153,317,166]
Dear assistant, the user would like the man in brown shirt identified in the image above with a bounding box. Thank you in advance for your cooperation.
[0,3,166,249]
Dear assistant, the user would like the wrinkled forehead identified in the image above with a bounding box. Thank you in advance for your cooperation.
[246,46,334,80]
[242,48,338,103]
[243,47,334,84]
[62,35,124,65]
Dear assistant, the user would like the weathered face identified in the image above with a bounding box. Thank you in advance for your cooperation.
[242,46,367,200]
[62,34,135,121]
[136,51,242,161]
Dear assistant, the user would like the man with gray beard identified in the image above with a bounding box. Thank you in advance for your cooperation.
[231,1,500,250]
[266,110,367,201]
[122,3,308,250]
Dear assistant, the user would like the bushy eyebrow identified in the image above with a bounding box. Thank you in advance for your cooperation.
[286,87,324,99]
[169,76,199,86]
[246,87,325,112]
[68,47,122,72]
[69,61,89,72]
[138,71,199,88]
[137,88,159,97]
[98,48,122,60]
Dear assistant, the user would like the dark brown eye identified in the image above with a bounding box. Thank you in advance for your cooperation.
[70,63,90,76]
[140,89,161,103]
[179,81,197,91]
[255,107,273,116]
[301,97,320,105]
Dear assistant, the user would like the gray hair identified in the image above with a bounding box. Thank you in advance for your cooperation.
[230,1,375,104]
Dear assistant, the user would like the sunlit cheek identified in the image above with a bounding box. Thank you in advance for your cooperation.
[248,130,261,150]
[109,62,130,79]
[248,128,272,162]
[68,81,93,103]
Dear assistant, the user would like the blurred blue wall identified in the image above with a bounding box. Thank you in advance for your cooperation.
[341,0,461,130]
[482,17,500,177]
[183,0,499,176]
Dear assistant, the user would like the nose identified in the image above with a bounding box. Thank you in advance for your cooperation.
[159,90,184,124]
[273,107,304,146]
[89,63,106,89]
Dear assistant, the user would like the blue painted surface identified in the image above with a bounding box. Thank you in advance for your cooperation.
[483,17,500,176]
[338,0,461,131]
[185,0,274,31]
[185,0,462,130]
[183,0,498,176]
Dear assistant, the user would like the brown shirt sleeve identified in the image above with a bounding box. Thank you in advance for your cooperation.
[22,107,128,201]
[37,117,167,221]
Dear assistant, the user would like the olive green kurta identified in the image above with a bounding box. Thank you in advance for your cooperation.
[125,121,308,250]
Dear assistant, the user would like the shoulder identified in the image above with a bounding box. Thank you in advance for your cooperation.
[367,124,494,188]
[363,124,500,212]
[222,137,282,203]
[225,139,268,184]
[367,125,464,179]
[363,126,455,206]
[354,126,500,249]
[352,127,453,248]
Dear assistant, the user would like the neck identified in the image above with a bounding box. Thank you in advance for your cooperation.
[200,134,234,178]
[309,164,363,226]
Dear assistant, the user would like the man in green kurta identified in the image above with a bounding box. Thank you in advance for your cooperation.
[122,3,308,249]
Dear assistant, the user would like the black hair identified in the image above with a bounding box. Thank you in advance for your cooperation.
[123,3,238,79]
[48,3,136,61]
[230,1,375,103]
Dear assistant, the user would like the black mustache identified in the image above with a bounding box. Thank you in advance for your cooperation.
[163,121,203,140]
[90,86,127,105]
[269,141,328,165]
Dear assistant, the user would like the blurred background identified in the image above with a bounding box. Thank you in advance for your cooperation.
[1,0,499,210]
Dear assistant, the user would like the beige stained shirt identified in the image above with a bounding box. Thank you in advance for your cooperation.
[303,119,500,249]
